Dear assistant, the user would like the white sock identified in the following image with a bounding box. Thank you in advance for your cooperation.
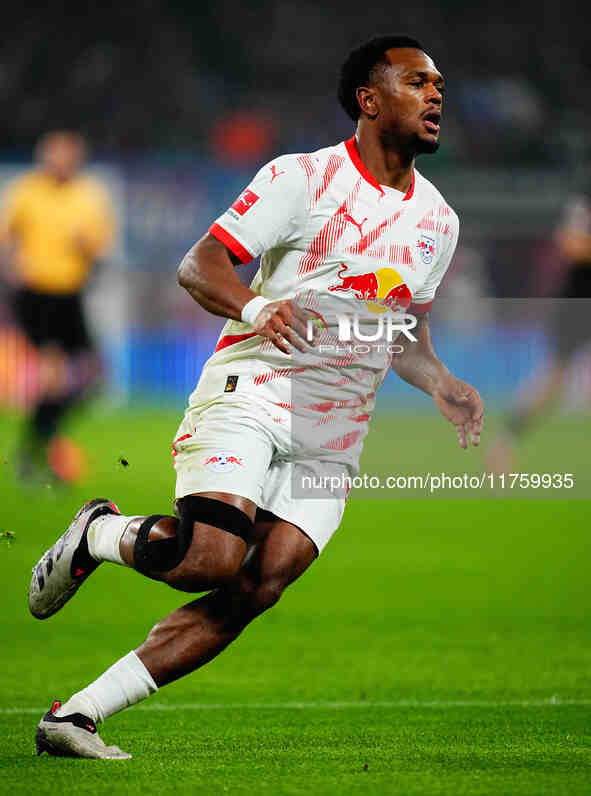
[87,514,140,566]
[55,651,158,723]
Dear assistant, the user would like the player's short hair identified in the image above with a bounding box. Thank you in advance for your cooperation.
[338,35,425,122]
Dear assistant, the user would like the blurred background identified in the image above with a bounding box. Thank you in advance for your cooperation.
[0,0,590,484]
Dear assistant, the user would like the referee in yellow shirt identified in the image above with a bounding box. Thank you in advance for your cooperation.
[0,131,115,482]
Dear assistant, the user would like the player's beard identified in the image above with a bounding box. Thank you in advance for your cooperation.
[414,134,440,155]
[380,129,440,160]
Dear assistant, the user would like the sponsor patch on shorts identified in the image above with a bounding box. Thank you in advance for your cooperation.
[224,375,239,393]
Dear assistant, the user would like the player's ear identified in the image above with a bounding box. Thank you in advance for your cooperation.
[356,86,379,120]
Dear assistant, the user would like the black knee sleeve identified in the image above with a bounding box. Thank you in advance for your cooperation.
[133,496,253,575]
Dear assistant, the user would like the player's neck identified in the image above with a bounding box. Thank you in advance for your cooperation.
[354,129,414,194]
[40,168,74,185]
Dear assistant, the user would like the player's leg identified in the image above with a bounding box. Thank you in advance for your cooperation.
[36,516,317,758]
[114,491,256,591]
[135,513,316,685]
[487,293,578,474]
[28,491,255,619]
[29,404,274,618]
[12,289,67,480]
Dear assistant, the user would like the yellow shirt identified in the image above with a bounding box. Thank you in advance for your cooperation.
[1,171,115,294]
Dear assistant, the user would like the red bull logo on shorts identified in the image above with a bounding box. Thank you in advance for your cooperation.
[204,452,244,473]
[328,264,412,315]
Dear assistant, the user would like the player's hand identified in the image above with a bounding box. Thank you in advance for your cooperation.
[432,377,484,449]
[252,299,312,354]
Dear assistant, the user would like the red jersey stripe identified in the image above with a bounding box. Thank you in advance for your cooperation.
[298,178,362,275]
[209,223,253,264]
[347,210,403,255]
[313,154,345,205]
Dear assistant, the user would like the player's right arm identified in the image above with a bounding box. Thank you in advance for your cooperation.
[178,233,309,354]
[177,156,310,354]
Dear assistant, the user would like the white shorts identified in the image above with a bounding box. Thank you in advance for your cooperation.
[172,396,350,553]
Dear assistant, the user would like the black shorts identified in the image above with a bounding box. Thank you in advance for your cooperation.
[553,266,591,358]
[559,265,591,299]
[13,288,93,354]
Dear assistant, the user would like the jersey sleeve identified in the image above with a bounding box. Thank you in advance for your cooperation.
[410,208,459,314]
[209,155,308,264]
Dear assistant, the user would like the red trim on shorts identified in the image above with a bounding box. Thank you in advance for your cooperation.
[344,137,414,200]
[214,332,257,352]
[409,300,433,315]
[209,223,253,264]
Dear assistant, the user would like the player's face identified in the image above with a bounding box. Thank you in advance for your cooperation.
[372,48,444,155]
[40,136,85,181]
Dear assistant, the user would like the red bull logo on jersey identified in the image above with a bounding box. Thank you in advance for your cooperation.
[204,452,244,473]
[418,234,436,265]
[328,264,412,315]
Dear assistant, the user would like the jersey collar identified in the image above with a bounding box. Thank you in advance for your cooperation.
[344,136,414,201]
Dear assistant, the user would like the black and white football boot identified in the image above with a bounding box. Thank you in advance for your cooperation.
[35,701,132,759]
[28,498,120,619]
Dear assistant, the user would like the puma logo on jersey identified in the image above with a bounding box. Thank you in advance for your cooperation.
[343,213,367,238]
[269,165,286,183]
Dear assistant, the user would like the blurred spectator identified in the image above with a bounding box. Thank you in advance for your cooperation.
[487,168,591,472]
[0,131,115,482]
[210,110,277,166]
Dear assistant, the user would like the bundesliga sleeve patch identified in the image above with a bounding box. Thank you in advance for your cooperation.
[231,189,260,216]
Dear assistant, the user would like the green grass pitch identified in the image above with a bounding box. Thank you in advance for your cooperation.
[0,405,589,794]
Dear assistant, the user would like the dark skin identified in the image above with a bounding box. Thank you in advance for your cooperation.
[133,510,317,686]
[391,314,483,449]
[356,48,445,192]
[355,49,483,447]
[121,46,482,687]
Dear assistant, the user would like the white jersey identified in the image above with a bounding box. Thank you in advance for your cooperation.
[188,136,459,467]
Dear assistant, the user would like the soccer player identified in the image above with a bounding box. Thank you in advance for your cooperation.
[0,131,114,482]
[29,36,484,758]
[487,172,591,472]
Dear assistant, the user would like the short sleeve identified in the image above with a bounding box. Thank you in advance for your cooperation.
[209,155,308,264]
[410,208,459,314]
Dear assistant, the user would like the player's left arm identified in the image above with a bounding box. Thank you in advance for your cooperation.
[391,313,484,448]
[392,206,483,448]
